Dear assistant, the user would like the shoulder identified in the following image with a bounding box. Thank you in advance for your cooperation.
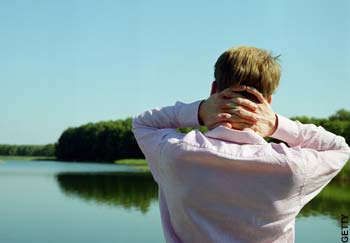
[161,129,211,155]
[161,129,298,163]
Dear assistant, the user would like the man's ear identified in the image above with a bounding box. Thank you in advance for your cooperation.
[210,81,217,96]
[267,96,272,104]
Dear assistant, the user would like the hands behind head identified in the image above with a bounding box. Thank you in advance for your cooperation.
[198,85,278,137]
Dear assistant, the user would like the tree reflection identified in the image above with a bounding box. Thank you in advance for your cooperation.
[56,172,349,219]
[56,172,158,214]
[298,182,350,221]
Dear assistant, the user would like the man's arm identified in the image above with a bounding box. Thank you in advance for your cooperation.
[244,86,349,152]
[246,87,350,206]
[131,100,202,183]
[272,114,350,206]
[132,86,259,183]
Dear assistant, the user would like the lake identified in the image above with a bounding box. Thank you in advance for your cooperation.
[0,160,348,243]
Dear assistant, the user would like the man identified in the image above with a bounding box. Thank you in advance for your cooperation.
[132,46,350,243]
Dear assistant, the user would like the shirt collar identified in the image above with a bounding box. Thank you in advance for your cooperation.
[204,126,268,145]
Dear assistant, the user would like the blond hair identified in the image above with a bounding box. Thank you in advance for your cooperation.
[214,46,281,98]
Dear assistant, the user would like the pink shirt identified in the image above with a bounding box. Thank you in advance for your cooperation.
[132,100,350,243]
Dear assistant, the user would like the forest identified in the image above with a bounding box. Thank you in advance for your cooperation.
[1,109,349,163]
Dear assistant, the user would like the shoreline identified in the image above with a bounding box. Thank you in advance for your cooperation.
[0,155,56,161]
[0,156,150,172]
[2,156,348,179]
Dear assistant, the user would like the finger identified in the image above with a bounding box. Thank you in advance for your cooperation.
[246,86,266,104]
[208,121,232,130]
[219,102,237,109]
[229,97,257,111]
[218,113,257,125]
[213,116,254,130]
[217,122,232,129]
[205,114,231,129]
[228,114,257,125]
[242,127,255,132]
[230,107,259,122]
[219,90,246,99]
[219,85,247,99]
[230,122,254,130]
[249,124,258,132]
[229,85,247,92]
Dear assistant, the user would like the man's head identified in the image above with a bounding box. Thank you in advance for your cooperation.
[211,46,281,102]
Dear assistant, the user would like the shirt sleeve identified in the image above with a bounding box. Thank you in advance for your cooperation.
[271,114,350,206]
[131,100,203,183]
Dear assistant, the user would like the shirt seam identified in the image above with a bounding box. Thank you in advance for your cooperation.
[297,155,309,208]
[167,135,294,163]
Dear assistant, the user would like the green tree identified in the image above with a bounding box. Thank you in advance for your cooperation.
[329,109,350,121]
[55,118,143,162]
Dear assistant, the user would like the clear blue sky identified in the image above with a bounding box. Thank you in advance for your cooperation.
[0,0,349,144]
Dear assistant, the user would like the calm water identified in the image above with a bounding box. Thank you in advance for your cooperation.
[0,160,348,243]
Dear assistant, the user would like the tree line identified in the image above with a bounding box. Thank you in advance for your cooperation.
[55,118,143,161]
[0,144,55,157]
[290,108,350,145]
[1,109,349,163]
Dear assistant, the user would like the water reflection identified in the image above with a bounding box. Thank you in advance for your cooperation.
[56,172,349,220]
[298,182,350,221]
[56,172,158,214]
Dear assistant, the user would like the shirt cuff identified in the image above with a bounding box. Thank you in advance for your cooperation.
[270,114,300,145]
[175,100,203,128]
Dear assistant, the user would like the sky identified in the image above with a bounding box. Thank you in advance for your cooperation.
[0,0,349,145]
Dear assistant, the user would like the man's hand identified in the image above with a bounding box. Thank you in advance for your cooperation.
[198,85,277,137]
[198,86,259,130]
[245,87,278,137]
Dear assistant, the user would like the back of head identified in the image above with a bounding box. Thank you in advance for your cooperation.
[214,46,281,99]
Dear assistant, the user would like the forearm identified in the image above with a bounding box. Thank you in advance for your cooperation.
[271,114,350,152]
[132,100,202,134]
